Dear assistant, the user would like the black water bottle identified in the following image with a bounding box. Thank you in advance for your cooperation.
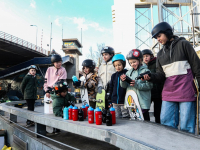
[78,108,84,121]
[102,109,107,123]
[106,110,112,126]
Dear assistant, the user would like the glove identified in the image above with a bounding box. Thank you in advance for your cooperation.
[98,86,103,94]
[73,80,81,87]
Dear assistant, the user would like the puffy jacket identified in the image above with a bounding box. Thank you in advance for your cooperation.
[150,36,200,102]
[98,60,116,90]
[51,92,76,117]
[109,69,127,104]
[148,57,164,99]
[20,73,37,100]
[44,66,67,93]
[120,65,153,109]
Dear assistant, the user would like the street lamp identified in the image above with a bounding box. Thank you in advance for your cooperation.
[30,25,38,46]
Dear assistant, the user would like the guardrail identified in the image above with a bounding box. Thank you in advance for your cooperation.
[0,31,48,55]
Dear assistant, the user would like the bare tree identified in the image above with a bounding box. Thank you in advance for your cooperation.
[86,43,105,67]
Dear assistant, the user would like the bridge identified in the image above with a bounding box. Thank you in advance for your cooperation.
[0,31,48,69]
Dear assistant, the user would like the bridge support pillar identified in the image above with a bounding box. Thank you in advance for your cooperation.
[35,123,46,138]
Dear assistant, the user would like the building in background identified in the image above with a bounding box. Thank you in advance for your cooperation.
[112,0,200,56]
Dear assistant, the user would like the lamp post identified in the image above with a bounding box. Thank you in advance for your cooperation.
[30,25,38,46]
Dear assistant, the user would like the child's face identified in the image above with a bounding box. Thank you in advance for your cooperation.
[143,54,151,64]
[29,69,36,76]
[102,53,113,62]
[54,61,62,69]
[129,59,140,70]
[60,90,67,97]
[156,33,168,45]
[84,67,90,74]
[113,61,123,72]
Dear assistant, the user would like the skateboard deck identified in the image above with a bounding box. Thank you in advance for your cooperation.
[44,95,53,114]
[80,76,90,106]
[96,89,106,110]
[125,90,144,120]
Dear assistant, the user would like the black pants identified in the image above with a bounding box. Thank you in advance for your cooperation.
[152,98,162,124]
[26,99,36,122]
[26,99,36,111]
[143,111,150,121]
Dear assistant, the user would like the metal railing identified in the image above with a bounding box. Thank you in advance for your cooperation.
[0,31,48,55]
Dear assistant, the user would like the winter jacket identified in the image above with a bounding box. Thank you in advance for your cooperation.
[80,72,98,100]
[120,65,153,109]
[109,69,127,104]
[148,57,163,99]
[44,66,67,93]
[51,92,76,117]
[150,36,200,102]
[98,60,116,90]
[20,73,37,100]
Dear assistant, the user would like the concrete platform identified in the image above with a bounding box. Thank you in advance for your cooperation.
[0,101,200,150]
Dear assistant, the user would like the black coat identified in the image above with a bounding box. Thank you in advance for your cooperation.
[20,74,37,100]
[109,69,127,104]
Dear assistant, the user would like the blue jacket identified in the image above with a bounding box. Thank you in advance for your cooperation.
[109,69,127,104]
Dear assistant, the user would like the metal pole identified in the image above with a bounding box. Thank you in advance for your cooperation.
[81,28,82,52]
[50,22,52,53]
[179,3,183,33]
[36,26,38,46]
[62,24,63,39]
[191,0,195,47]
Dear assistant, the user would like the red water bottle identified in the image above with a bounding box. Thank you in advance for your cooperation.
[110,107,116,124]
[95,107,102,125]
[88,106,94,124]
[72,106,78,121]
[85,104,89,117]
[68,105,73,120]
[82,105,86,119]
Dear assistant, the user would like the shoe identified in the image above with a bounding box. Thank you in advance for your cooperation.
[53,128,60,134]
[26,120,31,127]
[30,121,35,126]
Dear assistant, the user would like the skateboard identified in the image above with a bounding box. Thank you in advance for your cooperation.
[44,95,53,114]
[95,89,106,110]
[80,76,90,106]
[125,90,144,120]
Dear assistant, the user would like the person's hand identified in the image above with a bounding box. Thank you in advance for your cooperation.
[141,74,151,81]
[130,80,135,87]
[46,93,50,98]
[120,74,126,81]
[98,86,103,94]
[108,103,112,108]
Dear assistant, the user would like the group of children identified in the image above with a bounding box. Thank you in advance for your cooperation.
[20,22,200,134]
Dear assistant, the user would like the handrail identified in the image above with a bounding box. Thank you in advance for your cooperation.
[0,31,48,55]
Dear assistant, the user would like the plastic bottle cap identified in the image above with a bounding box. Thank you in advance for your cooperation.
[95,107,101,112]
[82,105,86,108]
[73,106,78,109]
[85,104,89,107]
[64,107,68,110]
[88,106,94,111]
[110,107,115,111]
[68,105,73,109]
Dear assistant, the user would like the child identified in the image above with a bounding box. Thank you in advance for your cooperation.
[21,65,38,127]
[43,53,67,134]
[109,54,129,118]
[44,53,67,98]
[51,80,76,117]
[142,49,163,123]
[142,22,200,133]
[73,59,98,108]
[120,49,153,121]
[97,46,116,108]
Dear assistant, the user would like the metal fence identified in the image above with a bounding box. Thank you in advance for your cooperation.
[0,31,48,55]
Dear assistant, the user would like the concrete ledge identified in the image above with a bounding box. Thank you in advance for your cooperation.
[0,101,200,150]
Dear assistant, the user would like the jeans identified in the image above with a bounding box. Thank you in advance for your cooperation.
[160,101,196,134]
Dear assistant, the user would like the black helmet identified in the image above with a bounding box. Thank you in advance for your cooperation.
[142,49,153,56]
[53,80,68,94]
[82,59,96,68]
[126,49,143,60]
[151,22,173,39]
[101,46,115,55]
[28,65,38,70]
[51,54,62,63]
